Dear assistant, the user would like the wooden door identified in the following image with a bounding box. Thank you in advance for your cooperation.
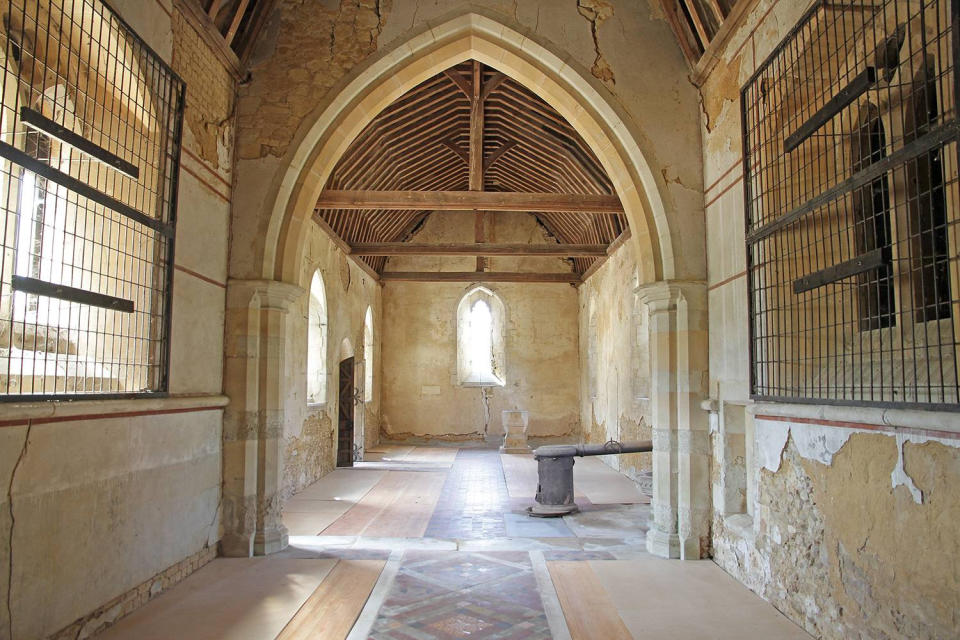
[337,357,355,467]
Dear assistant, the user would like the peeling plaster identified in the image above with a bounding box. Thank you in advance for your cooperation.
[756,418,960,504]
[891,432,923,504]
[576,0,615,85]
[757,420,789,472]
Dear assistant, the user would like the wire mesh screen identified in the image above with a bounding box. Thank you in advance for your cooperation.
[0,0,184,399]
[743,0,960,408]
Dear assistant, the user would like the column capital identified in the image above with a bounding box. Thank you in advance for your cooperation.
[227,279,305,311]
[634,279,706,311]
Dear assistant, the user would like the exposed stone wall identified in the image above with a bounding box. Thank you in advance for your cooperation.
[172,9,236,168]
[236,0,387,161]
[48,545,217,640]
[714,425,960,639]
[380,212,580,443]
[281,223,382,499]
[577,240,651,482]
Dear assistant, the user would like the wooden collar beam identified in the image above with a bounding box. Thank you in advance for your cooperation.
[349,243,609,257]
[380,271,581,284]
[316,190,623,213]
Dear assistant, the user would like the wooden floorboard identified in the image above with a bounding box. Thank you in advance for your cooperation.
[321,470,446,537]
[276,559,385,640]
[547,561,633,640]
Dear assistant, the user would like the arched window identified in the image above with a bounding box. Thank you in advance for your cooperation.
[457,287,505,386]
[307,271,328,404]
[363,307,374,402]
[905,56,951,322]
[851,104,895,330]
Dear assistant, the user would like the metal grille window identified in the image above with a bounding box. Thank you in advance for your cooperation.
[742,0,960,408]
[0,0,184,399]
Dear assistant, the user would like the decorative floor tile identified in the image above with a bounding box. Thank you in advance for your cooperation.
[425,450,512,539]
[503,513,575,538]
[369,551,552,640]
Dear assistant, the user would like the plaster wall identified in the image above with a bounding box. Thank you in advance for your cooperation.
[701,1,960,637]
[380,212,580,442]
[281,226,382,499]
[1,1,235,637]
[577,240,651,480]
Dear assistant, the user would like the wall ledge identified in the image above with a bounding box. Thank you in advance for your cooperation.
[0,393,229,424]
[749,401,960,437]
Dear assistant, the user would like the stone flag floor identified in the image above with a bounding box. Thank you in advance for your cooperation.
[99,446,811,640]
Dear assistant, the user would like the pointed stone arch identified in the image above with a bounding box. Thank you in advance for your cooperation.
[224,11,709,560]
[248,12,681,288]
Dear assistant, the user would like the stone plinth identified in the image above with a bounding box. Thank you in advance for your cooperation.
[500,410,531,453]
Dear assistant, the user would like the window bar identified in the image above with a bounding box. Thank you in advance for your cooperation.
[743,0,960,409]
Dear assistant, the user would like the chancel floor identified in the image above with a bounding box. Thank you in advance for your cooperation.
[98,446,810,639]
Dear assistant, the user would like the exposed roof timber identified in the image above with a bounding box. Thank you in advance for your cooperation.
[381,272,581,284]
[661,0,744,68]
[317,61,628,274]
[443,68,472,98]
[578,227,633,283]
[310,213,381,282]
[483,140,517,174]
[317,190,623,213]
[349,243,609,257]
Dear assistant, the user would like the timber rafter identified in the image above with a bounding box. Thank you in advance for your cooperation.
[314,60,628,277]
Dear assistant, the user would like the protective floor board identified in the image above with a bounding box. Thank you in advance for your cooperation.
[321,471,446,537]
[294,468,387,502]
[276,559,385,640]
[547,561,632,640]
[364,445,415,461]
[398,446,459,465]
[572,458,646,504]
[98,558,337,640]
[590,558,813,639]
[283,501,354,535]
[499,453,543,498]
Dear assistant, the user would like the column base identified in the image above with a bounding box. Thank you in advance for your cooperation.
[646,528,681,559]
[220,531,255,558]
[253,525,289,555]
[680,535,708,560]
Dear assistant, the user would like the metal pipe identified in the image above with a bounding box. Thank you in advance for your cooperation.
[533,440,652,459]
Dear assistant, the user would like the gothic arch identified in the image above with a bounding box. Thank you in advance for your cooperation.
[255,12,683,288]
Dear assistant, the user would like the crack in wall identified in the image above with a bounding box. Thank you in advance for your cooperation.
[6,422,30,640]
[577,0,615,85]
[480,388,492,438]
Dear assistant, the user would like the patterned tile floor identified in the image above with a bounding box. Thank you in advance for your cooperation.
[351,449,592,639]
[425,449,514,539]
[369,551,551,640]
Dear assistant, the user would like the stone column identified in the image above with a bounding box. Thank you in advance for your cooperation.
[637,281,710,560]
[221,279,304,557]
